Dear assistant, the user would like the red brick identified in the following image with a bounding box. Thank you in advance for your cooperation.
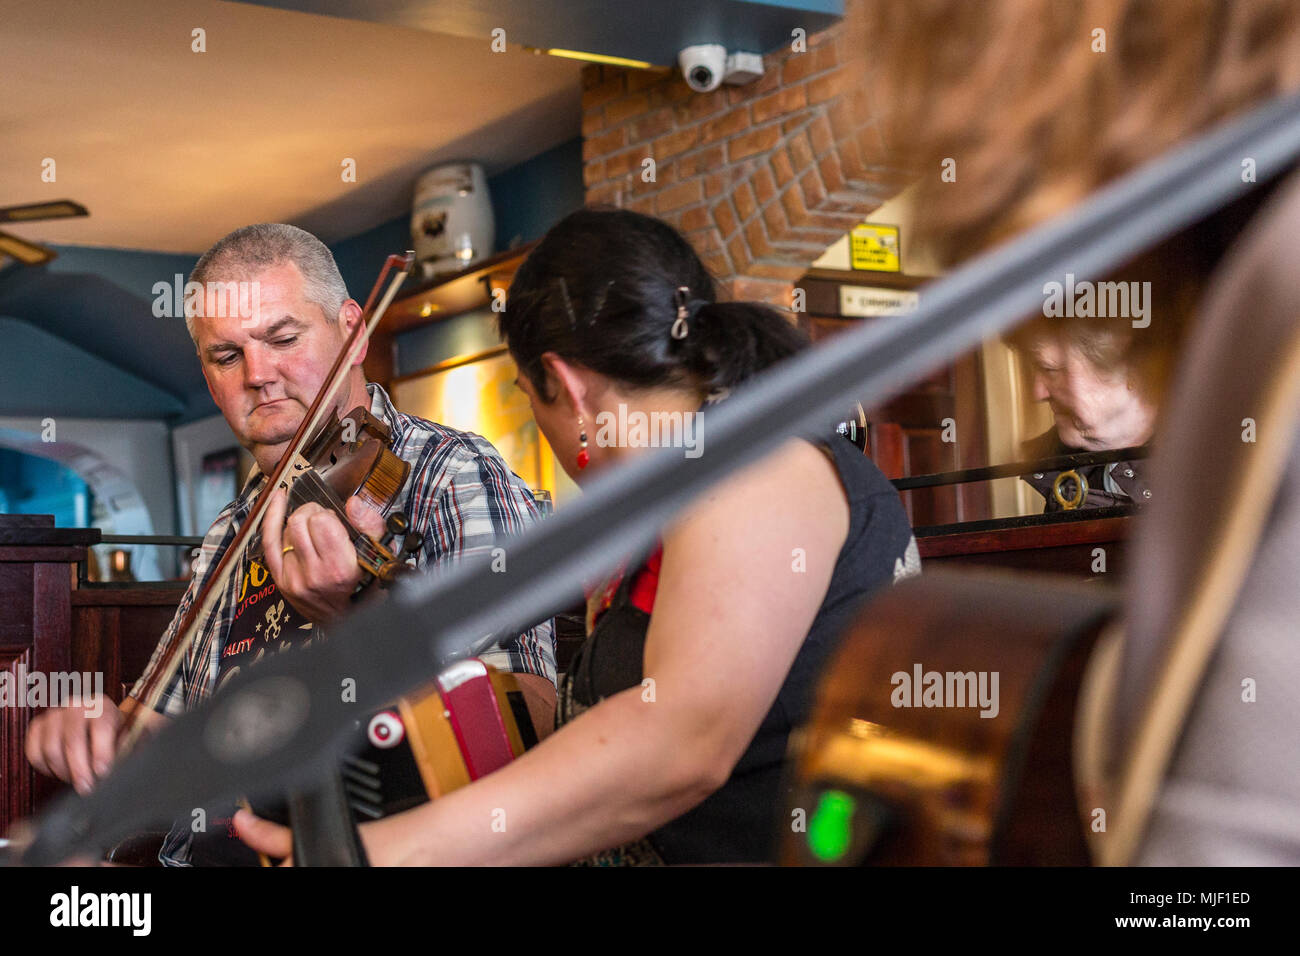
[809,40,841,77]
[603,148,642,180]
[751,85,807,125]
[784,225,848,247]
[848,86,872,127]
[744,217,774,258]
[582,109,605,139]
[677,144,725,180]
[781,184,810,227]
[732,181,758,222]
[752,165,778,205]
[712,198,740,238]
[771,147,795,188]
[700,250,730,278]
[693,228,725,259]
[584,127,627,162]
[655,127,700,161]
[704,170,728,199]
[730,276,793,309]
[727,232,751,273]
[675,88,730,123]
[746,261,809,281]
[807,66,854,106]
[650,76,697,108]
[808,114,835,156]
[855,123,892,167]
[633,160,675,193]
[729,124,782,162]
[632,107,675,143]
[800,168,828,209]
[838,136,868,181]
[581,64,604,90]
[783,116,811,135]
[805,209,866,232]
[655,179,704,214]
[818,152,846,192]
[605,92,650,127]
[582,72,627,112]
[700,108,751,145]
[627,67,671,93]
[763,199,789,236]
[583,160,605,188]
[788,130,816,173]
[827,98,856,141]
[782,49,817,84]
[587,182,625,207]
[725,63,779,103]
[681,205,711,232]
[626,195,656,215]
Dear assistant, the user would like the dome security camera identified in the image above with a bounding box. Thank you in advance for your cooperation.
[678,44,728,93]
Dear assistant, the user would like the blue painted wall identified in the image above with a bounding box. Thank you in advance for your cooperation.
[491,137,584,251]
[0,317,187,418]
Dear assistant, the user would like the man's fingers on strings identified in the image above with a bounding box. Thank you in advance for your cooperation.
[304,507,353,572]
[345,496,386,540]
[261,485,290,579]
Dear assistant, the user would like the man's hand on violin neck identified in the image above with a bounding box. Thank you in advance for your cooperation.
[262,485,388,626]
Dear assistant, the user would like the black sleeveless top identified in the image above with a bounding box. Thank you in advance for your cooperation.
[558,434,919,864]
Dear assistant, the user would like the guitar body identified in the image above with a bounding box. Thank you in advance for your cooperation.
[783,570,1118,866]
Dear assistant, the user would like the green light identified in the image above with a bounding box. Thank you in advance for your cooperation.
[808,789,856,862]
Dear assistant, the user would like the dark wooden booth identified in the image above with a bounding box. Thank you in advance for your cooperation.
[1,515,182,837]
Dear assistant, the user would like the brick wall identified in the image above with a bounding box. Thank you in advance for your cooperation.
[580,0,903,308]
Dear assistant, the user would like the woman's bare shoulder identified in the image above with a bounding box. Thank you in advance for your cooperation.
[668,437,849,552]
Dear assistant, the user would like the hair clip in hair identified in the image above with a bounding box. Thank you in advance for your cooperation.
[672,286,691,340]
[557,276,579,330]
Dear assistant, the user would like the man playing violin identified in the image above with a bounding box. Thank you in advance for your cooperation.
[24,223,556,864]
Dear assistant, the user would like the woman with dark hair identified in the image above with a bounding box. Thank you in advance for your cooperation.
[236,206,918,865]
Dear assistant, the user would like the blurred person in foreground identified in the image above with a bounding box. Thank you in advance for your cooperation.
[860,0,1300,863]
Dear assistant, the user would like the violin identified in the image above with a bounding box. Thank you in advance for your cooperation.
[250,404,424,588]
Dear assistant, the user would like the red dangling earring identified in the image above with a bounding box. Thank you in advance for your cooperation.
[576,417,590,470]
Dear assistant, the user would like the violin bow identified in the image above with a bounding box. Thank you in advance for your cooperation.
[122,252,416,752]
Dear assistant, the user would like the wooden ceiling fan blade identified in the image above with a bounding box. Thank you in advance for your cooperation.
[0,200,89,223]
[0,229,57,265]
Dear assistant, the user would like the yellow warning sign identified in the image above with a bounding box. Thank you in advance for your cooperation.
[849,223,901,272]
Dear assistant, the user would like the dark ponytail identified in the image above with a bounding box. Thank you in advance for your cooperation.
[675,300,809,396]
[500,207,808,401]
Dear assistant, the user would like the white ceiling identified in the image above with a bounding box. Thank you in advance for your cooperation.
[0,0,582,253]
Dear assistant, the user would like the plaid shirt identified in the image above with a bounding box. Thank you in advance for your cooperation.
[131,382,556,715]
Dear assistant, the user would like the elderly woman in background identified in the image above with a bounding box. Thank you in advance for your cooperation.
[1008,312,1162,511]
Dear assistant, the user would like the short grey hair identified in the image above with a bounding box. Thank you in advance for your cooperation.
[185,223,348,343]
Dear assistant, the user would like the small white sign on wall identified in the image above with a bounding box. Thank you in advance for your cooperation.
[839,285,920,318]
